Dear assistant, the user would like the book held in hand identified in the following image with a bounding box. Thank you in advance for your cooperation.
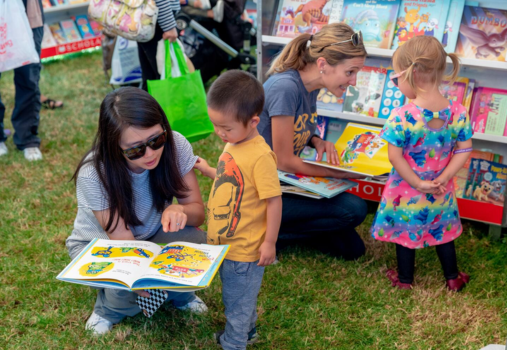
[303,123,392,176]
[57,239,229,292]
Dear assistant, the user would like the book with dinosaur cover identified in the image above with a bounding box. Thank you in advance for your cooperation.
[57,239,229,291]
[303,123,392,176]
[274,0,332,38]
[469,87,507,135]
[466,159,506,207]
[391,0,451,50]
[340,0,401,49]
[443,0,466,53]
[456,5,507,61]
[378,70,406,119]
[343,66,387,118]
[278,170,357,198]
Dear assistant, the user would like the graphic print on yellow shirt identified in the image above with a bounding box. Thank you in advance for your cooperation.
[207,136,282,262]
[293,111,318,157]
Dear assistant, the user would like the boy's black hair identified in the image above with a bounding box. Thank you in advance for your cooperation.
[207,70,265,125]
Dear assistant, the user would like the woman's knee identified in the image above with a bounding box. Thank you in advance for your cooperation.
[334,193,368,227]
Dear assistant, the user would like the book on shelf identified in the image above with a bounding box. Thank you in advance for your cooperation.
[75,15,96,39]
[340,0,401,49]
[391,0,451,50]
[317,89,345,113]
[443,0,466,53]
[378,70,405,119]
[42,24,57,49]
[280,184,324,199]
[456,5,507,62]
[274,0,333,38]
[50,0,68,5]
[440,77,469,105]
[343,66,387,118]
[42,0,53,8]
[453,150,502,198]
[89,20,104,37]
[60,19,82,42]
[68,0,88,4]
[466,158,506,207]
[278,170,358,198]
[57,239,229,291]
[303,123,393,176]
[328,0,344,24]
[463,78,475,113]
[49,23,67,44]
[469,87,507,136]
[300,116,329,161]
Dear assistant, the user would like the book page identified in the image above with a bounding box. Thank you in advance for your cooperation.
[60,239,162,288]
[136,242,226,287]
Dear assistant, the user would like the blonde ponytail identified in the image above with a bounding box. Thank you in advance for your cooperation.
[267,23,367,76]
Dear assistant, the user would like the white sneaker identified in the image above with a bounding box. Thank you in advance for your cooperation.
[0,142,7,157]
[212,0,224,23]
[24,147,43,161]
[85,312,113,335]
[175,296,208,314]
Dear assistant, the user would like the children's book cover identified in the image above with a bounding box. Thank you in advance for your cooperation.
[278,170,358,198]
[280,185,324,199]
[57,239,230,291]
[303,123,393,176]
[456,5,507,61]
[300,116,329,161]
[391,0,451,49]
[50,0,68,5]
[453,150,493,198]
[60,20,82,43]
[463,157,479,199]
[468,158,506,206]
[49,23,67,45]
[74,15,95,39]
[470,87,507,134]
[42,24,57,49]
[328,0,345,24]
[443,0,466,53]
[42,0,52,8]
[317,89,345,112]
[378,70,405,119]
[463,78,475,112]
[343,66,387,118]
[340,0,401,49]
[89,21,104,37]
[439,77,469,105]
[275,0,332,38]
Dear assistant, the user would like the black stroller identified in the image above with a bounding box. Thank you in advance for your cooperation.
[176,0,256,84]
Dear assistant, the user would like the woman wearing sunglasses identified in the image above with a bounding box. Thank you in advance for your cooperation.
[66,87,208,335]
[257,23,368,260]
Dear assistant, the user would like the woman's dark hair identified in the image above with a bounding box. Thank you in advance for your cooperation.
[72,87,188,232]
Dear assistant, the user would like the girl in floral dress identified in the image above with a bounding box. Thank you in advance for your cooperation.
[370,36,473,291]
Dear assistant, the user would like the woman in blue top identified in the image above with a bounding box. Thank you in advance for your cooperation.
[258,23,368,260]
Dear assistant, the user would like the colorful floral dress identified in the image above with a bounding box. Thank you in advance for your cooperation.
[370,101,473,249]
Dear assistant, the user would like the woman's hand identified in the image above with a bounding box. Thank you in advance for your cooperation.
[161,204,187,232]
[312,137,340,165]
[134,290,151,298]
[163,28,178,42]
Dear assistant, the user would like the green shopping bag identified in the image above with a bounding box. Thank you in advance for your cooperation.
[148,41,213,143]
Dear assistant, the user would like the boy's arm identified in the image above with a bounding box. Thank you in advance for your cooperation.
[258,195,282,266]
[194,157,217,179]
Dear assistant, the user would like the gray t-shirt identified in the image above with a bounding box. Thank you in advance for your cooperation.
[66,131,198,259]
[258,69,320,156]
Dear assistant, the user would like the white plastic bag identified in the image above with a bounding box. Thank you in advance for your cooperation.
[156,39,194,79]
[109,37,142,85]
[0,0,40,72]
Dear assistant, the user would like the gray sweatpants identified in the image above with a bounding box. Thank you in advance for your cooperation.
[92,226,207,324]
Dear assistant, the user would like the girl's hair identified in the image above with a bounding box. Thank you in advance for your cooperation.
[267,23,367,76]
[392,36,460,93]
[72,87,188,232]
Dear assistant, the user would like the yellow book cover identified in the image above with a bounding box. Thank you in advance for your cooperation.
[303,123,392,176]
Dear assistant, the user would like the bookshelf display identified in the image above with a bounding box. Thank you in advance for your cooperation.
[256,0,507,233]
[42,1,101,60]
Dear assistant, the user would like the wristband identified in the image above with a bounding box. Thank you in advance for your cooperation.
[454,147,473,154]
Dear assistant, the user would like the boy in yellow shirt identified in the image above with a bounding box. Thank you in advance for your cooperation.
[194,70,282,349]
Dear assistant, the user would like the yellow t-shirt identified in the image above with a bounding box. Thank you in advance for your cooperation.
[207,135,282,262]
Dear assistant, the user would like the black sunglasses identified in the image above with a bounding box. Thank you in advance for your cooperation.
[317,31,362,53]
[121,130,167,160]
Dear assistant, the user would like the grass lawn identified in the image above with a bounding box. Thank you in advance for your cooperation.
[1,51,507,350]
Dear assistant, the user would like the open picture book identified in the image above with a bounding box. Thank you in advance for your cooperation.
[57,239,229,292]
[278,170,357,198]
[303,123,392,177]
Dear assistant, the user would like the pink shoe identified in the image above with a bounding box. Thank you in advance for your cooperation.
[446,272,469,292]
[386,269,412,290]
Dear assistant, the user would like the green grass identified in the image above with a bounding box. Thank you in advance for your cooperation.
[1,52,507,349]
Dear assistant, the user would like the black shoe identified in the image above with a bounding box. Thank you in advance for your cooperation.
[215,327,258,346]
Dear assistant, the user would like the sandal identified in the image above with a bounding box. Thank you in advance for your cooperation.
[41,98,64,110]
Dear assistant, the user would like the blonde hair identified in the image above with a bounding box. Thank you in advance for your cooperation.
[267,23,367,76]
[392,36,460,93]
